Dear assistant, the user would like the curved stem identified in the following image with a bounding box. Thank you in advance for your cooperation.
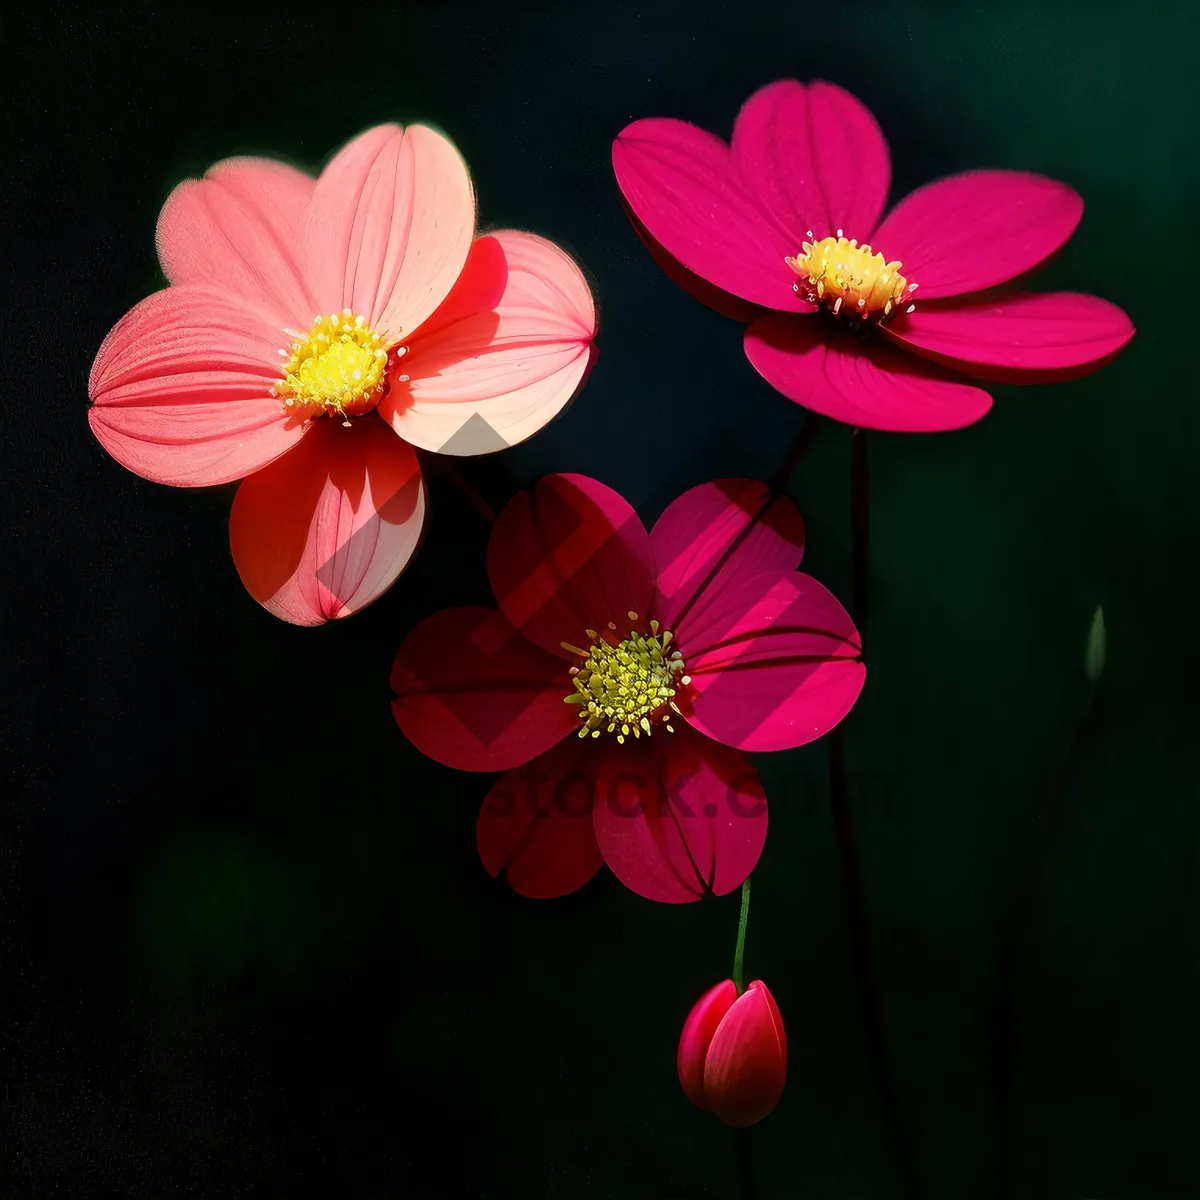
[732,875,752,995]
[828,426,922,1199]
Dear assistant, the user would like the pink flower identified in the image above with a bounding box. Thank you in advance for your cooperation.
[613,80,1134,432]
[678,978,787,1128]
[89,125,596,625]
[390,474,863,902]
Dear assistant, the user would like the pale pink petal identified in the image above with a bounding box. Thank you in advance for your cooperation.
[731,79,890,242]
[592,732,767,903]
[679,571,864,752]
[744,313,993,432]
[391,606,579,772]
[156,157,317,330]
[650,478,806,639]
[229,417,424,625]
[487,474,654,661]
[871,170,1083,299]
[882,290,1135,381]
[381,231,596,454]
[477,737,604,900]
[305,124,475,340]
[88,284,305,487]
[612,117,812,313]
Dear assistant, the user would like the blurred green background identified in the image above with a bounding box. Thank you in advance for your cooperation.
[4,0,1198,1195]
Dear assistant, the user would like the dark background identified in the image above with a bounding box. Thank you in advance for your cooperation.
[4,0,1198,1196]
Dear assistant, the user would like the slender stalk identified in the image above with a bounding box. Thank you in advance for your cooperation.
[732,875,752,995]
[991,678,1099,1199]
[828,427,922,1199]
[431,456,497,525]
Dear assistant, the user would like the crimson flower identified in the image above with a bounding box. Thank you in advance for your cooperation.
[89,124,595,624]
[613,79,1133,432]
[390,474,863,902]
[678,978,787,1128]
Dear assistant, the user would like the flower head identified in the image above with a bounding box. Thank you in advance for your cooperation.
[90,125,596,624]
[391,474,864,902]
[613,79,1134,432]
[678,978,787,1128]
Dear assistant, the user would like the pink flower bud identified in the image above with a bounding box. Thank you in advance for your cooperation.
[677,978,787,1127]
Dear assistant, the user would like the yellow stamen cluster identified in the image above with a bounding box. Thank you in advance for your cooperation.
[273,310,391,424]
[562,613,689,743]
[786,233,913,322]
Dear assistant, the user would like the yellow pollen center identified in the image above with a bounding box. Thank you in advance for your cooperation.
[274,310,392,423]
[786,234,912,320]
[562,614,689,743]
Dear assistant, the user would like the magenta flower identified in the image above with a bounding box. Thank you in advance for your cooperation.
[613,80,1134,432]
[390,475,863,902]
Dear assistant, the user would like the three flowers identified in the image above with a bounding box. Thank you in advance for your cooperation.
[87,80,1133,1125]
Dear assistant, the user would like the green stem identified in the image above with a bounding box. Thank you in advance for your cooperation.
[732,876,752,995]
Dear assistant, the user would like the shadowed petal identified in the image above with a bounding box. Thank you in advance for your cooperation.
[487,474,654,660]
[731,79,890,241]
[477,736,604,899]
[391,606,579,772]
[88,284,305,486]
[872,170,1083,299]
[744,313,993,432]
[613,117,811,312]
[229,417,424,625]
[592,732,766,903]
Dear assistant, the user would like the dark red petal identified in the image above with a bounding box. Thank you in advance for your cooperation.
[487,474,654,660]
[391,606,578,772]
[591,729,767,903]
[477,737,603,899]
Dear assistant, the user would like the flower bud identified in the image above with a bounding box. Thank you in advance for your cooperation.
[677,978,787,1127]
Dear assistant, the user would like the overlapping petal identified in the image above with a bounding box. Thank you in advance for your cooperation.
[872,170,1084,300]
[155,157,317,330]
[680,571,864,752]
[381,231,596,454]
[391,606,578,772]
[592,732,766,903]
[744,313,993,432]
[477,736,603,899]
[703,980,788,1128]
[305,124,475,340]
[882,290,1135,380]
[678,980,738,1111]
[651,478,806,640]
[731,79,890,242]
[612,117,812,312]
[487,474,654,660]
[88,284,305,486]
[228,418,424,625]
